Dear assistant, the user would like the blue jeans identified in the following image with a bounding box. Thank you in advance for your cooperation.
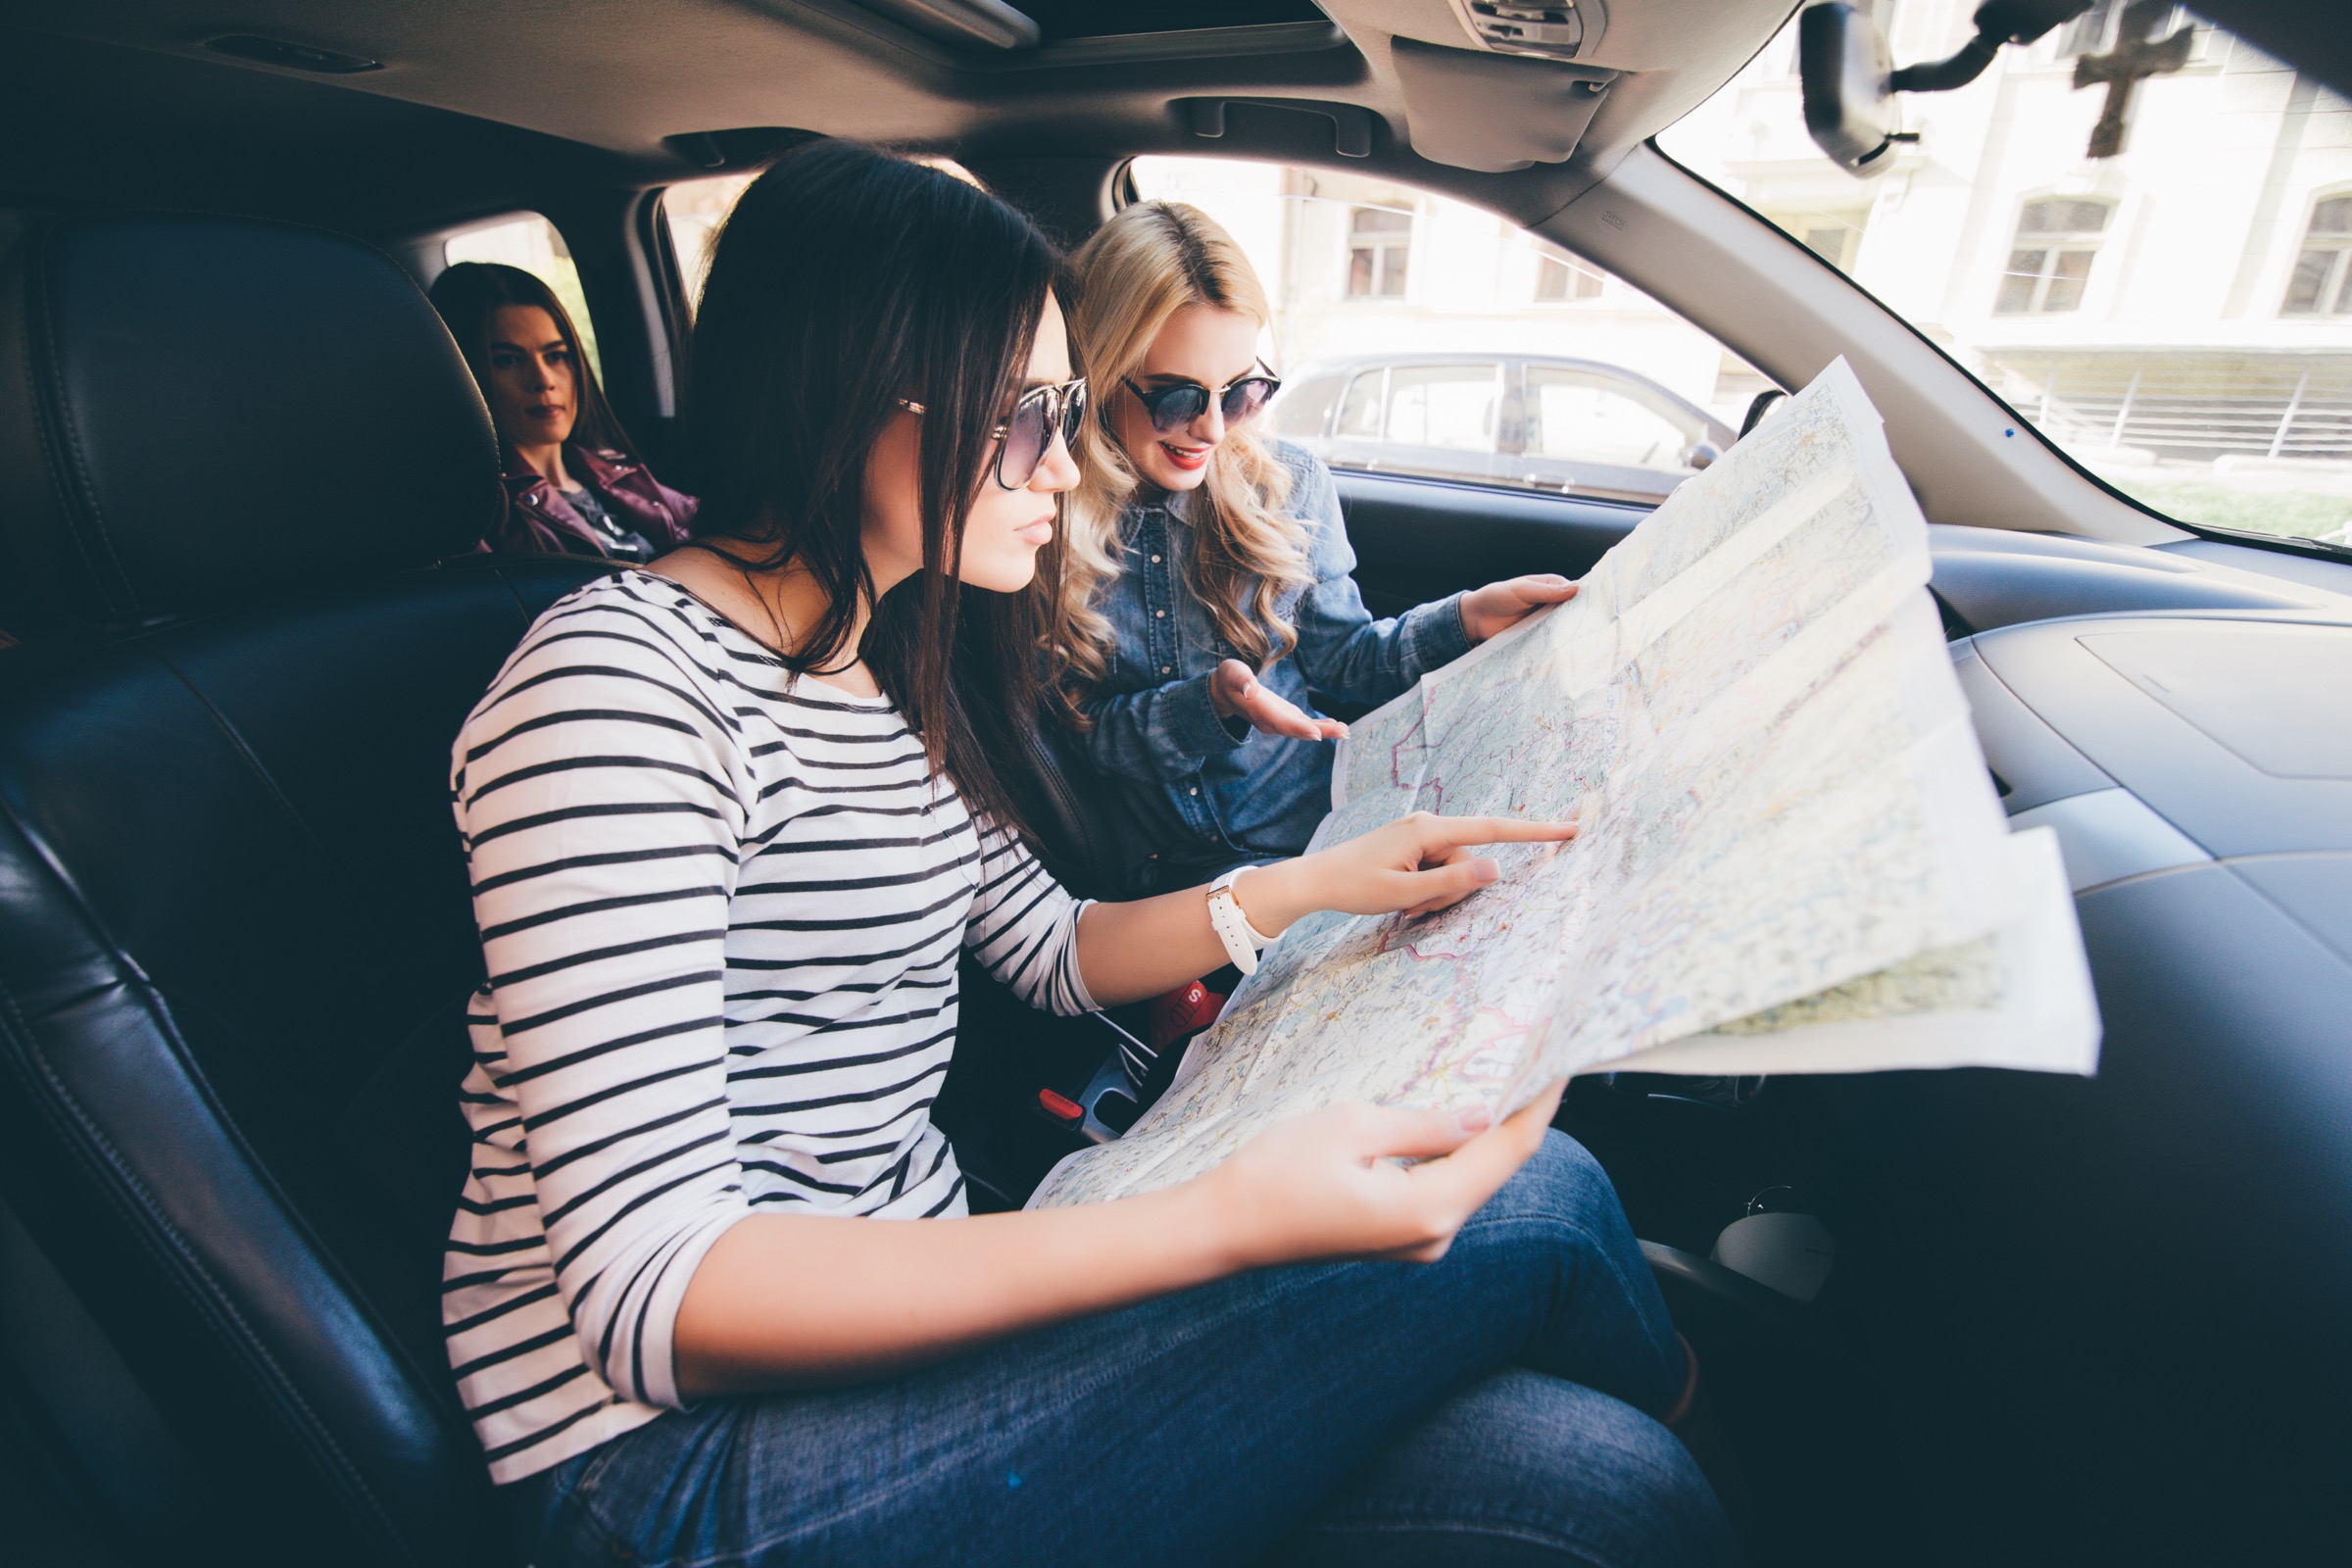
[507,1132,1738,1568]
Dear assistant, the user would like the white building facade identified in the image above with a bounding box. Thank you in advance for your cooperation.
[1664,0,2352,540]
[1139,4,2352,543]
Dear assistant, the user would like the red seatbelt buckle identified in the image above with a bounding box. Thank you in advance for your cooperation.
[1036,1088,1084,1126]
[1149,979,1227,1054]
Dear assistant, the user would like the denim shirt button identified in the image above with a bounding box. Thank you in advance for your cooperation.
[1151,554,1162,563]
[1160,664,1172,674]
[1188,787,1200,796]
[1155,610,1166,618]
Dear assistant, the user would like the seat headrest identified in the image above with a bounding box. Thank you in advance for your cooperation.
[0,212,502,642]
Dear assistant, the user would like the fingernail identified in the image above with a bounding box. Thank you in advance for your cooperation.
[1456,1105,1493,1133]
[1473,858,1498,883]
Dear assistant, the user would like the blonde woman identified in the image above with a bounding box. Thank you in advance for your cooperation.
[1058,201,1576,893]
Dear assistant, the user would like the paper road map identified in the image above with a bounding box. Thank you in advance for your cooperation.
[1030,360,2101,1210]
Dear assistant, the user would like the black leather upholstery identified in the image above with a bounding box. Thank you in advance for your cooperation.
[0,211,501,643]
[0,212,606,1564]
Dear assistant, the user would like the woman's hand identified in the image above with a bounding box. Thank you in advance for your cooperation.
[1200,1080,1567,1268]
[1459,573,1578,644]
[1236,810,1578,937]
[1209,657,1348,742]
[673,1079,1568,1395]
[1073,816,1571,1006]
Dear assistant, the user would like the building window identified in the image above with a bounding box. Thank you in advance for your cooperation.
[2282,195,2352,318]
[1534,248,1604,302]
[2057,2,2207,62]
[2056,0,2121,55]
[1348,206,1412,299]
[1994,198,2113,315]
[1802,222,1860,270]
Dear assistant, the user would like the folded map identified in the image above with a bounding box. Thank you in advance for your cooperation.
[1030,359,2100,1209]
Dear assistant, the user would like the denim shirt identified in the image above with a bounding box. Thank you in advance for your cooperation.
[1073,443,1471,892]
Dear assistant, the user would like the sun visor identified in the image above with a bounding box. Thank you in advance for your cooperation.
[1390,35,1616,172]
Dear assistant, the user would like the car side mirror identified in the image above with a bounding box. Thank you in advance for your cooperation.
[1740,388,1788,438]
[1800,3,1902,175]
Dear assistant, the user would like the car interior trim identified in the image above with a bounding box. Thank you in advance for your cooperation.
[2005,788,2215,894]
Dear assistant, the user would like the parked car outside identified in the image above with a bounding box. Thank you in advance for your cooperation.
[1273,352,1735,505]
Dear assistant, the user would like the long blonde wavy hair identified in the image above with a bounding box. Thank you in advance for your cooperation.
[1052,200,1314,722]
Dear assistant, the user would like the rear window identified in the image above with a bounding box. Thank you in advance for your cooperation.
[662,158,980,318]
[442,213,603,381]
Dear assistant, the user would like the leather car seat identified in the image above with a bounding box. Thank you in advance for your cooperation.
[0,212,611,1565]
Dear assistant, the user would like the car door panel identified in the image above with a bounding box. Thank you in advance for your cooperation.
[1332,470,1647,619]
[1335,469,2352,635]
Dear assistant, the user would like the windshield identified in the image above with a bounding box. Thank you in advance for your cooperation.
[1658,3,2352,550]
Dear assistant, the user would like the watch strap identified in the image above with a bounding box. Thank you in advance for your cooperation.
[1205,866,1272,975]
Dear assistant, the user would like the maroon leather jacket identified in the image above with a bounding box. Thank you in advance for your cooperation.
[495,445,697,559]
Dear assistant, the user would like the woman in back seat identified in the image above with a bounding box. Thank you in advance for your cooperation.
[431,261,695,561]
[449,141,1736,1568]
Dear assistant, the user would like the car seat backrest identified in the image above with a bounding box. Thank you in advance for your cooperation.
[0,212,500,645]
[0,212,608,1565]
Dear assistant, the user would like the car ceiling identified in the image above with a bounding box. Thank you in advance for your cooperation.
[2,1,2339,291]
[0,0,1798,234]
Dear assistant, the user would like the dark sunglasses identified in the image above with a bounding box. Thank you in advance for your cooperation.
[898,376,1089,490]
[1120,367,1282,435]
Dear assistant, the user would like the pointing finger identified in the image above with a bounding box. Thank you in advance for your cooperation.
[1420,815,1579,848]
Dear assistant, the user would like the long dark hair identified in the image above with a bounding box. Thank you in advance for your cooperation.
[685,138,1060,834]
[429,261,639,460]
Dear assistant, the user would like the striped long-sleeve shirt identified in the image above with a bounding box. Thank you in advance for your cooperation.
[443,571,1095,1484]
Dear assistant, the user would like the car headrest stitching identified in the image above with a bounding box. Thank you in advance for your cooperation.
[15,235,139,620]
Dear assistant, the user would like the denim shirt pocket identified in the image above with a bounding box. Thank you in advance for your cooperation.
[1123,508,1230,683]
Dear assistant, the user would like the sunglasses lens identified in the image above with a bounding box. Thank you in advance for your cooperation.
[999,394,1051,487]
[1223,377,1278,424]
[1147,385,1209,433]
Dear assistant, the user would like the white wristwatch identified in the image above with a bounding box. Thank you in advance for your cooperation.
[1205,865,1278,976]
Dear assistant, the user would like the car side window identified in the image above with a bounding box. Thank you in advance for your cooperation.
[1273,372,1347,440]
[1527,370,1701,471]
[1382,363,1500,451]
[1128,156,1763,506]
[660,171,760,313]
[1336,369,1386,437]
[441,213,603,381]
[661,159,978,318]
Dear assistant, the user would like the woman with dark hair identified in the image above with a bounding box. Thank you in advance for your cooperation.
[429,260,696,560]
[448,140,1735,1568]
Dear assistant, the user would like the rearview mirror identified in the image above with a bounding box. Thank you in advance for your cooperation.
[1800,3,1901,175]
